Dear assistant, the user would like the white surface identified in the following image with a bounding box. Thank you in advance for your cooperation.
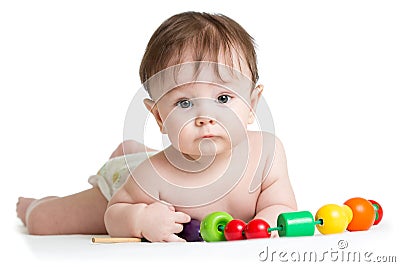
[1,0,400,266]
[15,222,398,266]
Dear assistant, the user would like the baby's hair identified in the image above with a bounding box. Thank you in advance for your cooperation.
[139,12,258,96]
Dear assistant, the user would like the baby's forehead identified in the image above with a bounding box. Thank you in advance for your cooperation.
[146,61,254,101]
[174,48,253,81]
[164,82,229,96]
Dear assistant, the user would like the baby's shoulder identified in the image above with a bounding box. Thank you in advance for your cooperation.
[247,130,276,149]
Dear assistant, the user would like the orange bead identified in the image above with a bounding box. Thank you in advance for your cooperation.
[344,197,375,231]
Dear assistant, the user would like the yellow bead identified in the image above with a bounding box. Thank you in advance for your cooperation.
[315,204,350,235]
[343,204,353,224]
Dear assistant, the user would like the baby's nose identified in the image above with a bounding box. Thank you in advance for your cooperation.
[195,117,216,127]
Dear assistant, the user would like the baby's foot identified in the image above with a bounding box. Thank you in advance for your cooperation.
[16,197,36,225]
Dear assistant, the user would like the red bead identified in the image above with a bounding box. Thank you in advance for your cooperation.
[224,219,246,241]
[368,200,383,225]
[244,219,271,239]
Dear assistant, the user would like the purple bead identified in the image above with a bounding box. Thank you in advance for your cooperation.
[178,219,203,242]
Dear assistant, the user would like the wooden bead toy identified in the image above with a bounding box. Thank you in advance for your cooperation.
[315,204,353,235]
[244,219,271,239]
[368,199,383,225]
[178,219,203,242]
[199,211,233,242]
[275,211,317,237]
[224,219,246,241]
[91,198,383,243]
[344,197,375,231]
[198,197,383,242]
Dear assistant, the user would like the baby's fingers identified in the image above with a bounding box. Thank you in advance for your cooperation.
[174,211,191,224]
[164,233,187,242]
[172,222,184,234]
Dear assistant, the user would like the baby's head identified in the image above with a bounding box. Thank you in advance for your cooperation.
[140,11,259,94]
[140,12,264,158]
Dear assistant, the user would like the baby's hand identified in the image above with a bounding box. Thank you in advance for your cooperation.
[139,201,191,242]
[270,231,279,238]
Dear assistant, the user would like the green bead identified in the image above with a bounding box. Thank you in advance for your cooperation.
[200,211,233,242]
[277,211,316,237]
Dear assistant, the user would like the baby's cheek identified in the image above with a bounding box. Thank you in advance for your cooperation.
[172,127,200,153]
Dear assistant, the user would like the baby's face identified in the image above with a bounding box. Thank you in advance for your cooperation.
[157,83,251,157]
[144,62,263,159]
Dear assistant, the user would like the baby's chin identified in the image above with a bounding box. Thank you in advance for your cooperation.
[181,148,232,160]
[172,137,242,158]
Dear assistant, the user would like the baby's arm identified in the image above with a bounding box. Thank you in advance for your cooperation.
[254,137,297,234]
[104,175,190,242]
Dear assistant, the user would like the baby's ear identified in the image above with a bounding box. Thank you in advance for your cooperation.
[143,98,166,133]
[248,85,264,124]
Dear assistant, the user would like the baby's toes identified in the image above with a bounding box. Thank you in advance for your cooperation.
[16,197,36,225]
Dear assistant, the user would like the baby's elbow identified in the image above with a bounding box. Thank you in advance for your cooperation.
[289,200,298,211]
[282,197,297,213]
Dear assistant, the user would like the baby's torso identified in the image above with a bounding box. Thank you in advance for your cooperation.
[132,131,275,222]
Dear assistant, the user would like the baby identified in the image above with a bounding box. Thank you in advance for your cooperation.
[17,11,297,242]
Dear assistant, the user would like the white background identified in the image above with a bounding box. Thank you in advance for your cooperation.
[1,0,399,265]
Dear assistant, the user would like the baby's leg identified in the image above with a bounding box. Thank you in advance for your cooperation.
[17,196,55,225]
[18,187,108,235]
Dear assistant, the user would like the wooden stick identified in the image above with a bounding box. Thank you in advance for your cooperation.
[91,237,141,243]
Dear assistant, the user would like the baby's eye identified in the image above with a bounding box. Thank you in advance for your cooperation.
[217,95,232,104]
[176,99,193,108]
